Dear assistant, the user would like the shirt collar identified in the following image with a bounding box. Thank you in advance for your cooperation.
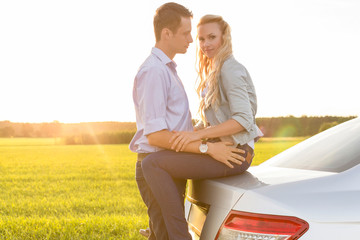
[152,47,177,68]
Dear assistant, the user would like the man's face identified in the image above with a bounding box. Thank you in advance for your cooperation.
[169,17,193,54]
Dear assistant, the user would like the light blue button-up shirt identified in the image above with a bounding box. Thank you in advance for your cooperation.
[129,47,193,153]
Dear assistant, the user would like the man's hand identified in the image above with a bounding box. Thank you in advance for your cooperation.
[169,131,202,152]
[207,142,245,168]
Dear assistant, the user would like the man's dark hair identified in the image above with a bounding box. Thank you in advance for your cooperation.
[153,2,193,42]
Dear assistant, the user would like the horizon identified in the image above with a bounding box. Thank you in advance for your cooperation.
[1,114,358,124]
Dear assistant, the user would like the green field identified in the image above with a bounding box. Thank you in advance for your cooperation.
[0,137,305,239]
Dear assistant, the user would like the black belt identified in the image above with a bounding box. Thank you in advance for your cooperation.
[137,153,151,162]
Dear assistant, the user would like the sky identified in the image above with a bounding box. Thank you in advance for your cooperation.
[1,0,359,123]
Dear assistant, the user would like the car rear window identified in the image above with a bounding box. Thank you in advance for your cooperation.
[262,118,360,173]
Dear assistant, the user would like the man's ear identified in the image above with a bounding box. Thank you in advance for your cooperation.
[161,28,173,40]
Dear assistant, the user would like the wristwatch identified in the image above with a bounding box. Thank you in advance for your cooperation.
[199,139,208,154]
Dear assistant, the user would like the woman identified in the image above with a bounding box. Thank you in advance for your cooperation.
[142,15,262,239]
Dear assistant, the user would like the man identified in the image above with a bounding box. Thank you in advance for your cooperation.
[129,3,194,239]
[130,2,244,239]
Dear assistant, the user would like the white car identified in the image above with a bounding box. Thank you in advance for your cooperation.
[185,117,360,240]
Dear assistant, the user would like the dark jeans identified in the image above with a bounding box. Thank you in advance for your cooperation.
[141,146,252,240]
[136,161,187,240]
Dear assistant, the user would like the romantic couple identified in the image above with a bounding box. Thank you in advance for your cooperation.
[129,2,263,240]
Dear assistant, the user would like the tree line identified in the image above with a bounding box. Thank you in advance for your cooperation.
[0,121,136,138]
[0,116,357,143]
[255,115,357,137]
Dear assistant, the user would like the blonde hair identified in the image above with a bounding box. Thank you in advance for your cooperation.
[196,15,232,126]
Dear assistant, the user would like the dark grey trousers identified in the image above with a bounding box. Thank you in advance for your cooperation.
[136,160,187,240]
[141,145,252,240]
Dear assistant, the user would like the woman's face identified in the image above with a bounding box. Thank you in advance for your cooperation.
[197,22,223,59]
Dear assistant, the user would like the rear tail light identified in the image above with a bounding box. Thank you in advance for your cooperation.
[216,210,309,240]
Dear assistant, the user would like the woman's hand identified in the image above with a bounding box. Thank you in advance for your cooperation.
[207,142,245,168]
[169,131,202,152]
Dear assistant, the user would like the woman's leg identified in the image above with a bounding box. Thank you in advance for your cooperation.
[141,151,250,240]
[144,150,250,180]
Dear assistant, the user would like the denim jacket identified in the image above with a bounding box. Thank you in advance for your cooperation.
[203,55,262,146]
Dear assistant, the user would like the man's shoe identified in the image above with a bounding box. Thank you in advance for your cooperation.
[139,228,150,238]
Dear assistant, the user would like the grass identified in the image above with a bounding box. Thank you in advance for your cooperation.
[253,137,305,165]
[0,137,306,239]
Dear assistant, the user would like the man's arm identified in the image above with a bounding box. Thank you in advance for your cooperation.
[147,129,245,168]
[169,119,244,152]
[147,129,201,153]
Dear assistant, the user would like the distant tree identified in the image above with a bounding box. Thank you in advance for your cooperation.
[0,126,15,137]
[22,123,34,137]
[39,121,62,137]
[51,121,62,137]
[319,121,338,132]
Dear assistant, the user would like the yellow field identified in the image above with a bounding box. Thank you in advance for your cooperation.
[0,137,305,239]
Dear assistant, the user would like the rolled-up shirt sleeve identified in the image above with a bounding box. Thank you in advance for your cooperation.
[220,63,254,132]
[135,66,169,136]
